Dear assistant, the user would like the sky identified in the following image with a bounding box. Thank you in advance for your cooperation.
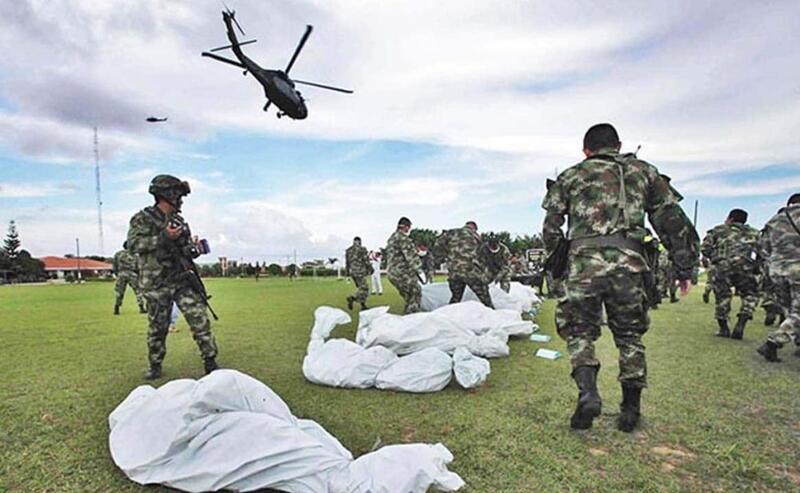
[0,0,798,263]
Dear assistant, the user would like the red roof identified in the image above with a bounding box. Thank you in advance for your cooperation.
[41,256,113,271]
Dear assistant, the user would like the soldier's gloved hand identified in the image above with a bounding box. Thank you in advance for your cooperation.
[165,223,182,240]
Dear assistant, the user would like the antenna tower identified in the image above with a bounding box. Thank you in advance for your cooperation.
[94,127,104,254]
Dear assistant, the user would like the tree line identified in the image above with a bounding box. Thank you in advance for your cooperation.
[0,221,46,283]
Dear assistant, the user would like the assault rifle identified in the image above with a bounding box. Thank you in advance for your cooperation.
[169,215,219,320]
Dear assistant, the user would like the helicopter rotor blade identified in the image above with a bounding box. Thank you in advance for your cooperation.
[209,39,257,52]
[201,51,246,69]
[293,79,353,94]
[285,25,313,75]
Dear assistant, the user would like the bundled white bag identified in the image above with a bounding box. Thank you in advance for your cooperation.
[421,281,542,314]
[375,347,453,393]
[356,306,510,358]
[452,347,491,389]
[109,370,464,493]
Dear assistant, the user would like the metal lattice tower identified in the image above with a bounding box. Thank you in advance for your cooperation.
[94,127,104,255]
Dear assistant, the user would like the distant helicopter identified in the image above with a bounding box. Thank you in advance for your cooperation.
[202,6,353,119]
[146,116,168,123]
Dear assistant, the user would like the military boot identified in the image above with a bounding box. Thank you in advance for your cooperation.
[570,366,602,430]
[346,296,354,311]
[764,311,777,326]
[360,302,368,310]
[204,358,219,375]
[114,304,120,315]
[144,364,162,380]
[702,291,710,304]
[670,294,679,303]
[731,315,749,340]
[756,341,781,362]
[138,304,147,314]
[715,319,730,337]
[617,384,642,432]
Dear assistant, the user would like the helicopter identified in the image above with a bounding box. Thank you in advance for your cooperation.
[146,116,168,123]
[202,6,353,119]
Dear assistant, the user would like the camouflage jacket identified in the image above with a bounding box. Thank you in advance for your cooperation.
[112,249,138,275]
[345,244,372,277]
[438,226,484,278]
[386,229,422,279]
[126,205,198,291]
[542,148,699,278]
[760,204,800,279]
[480,242,512,282]
[701,223,760,271]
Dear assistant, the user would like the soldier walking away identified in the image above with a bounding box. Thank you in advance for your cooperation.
[435,221,494,308]
[345,237,373,310]
[386,217,423,314]
[113,241,146,314]
[542,123,699,432]
[702,262,715,304]
[127,175,219,380]
[369,251,383,295]
[657,245,679,304]
[757,194,800,362]
[701,209,761,340]
[417,244,435,284]
[481,235,513,293]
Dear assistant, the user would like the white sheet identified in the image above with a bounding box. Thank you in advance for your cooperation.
[421,281,542,314]
[109,369,464,492]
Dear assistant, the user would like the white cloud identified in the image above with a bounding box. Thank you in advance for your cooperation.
[0,182,78,198]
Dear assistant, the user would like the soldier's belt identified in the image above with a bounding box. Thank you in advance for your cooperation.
[570,233,643,253]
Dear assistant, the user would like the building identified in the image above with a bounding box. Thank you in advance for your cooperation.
[41,256,113,280]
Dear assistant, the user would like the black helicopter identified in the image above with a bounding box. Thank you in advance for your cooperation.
[146,116,168,123]
[202,7,353,119]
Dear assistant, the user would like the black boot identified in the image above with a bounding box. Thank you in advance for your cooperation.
[702,291,710,304]
[114,304,120,315]
[756,341,781,362]
[617,385,642,432]
[731,315,748,340]
[204,358,219,375]
[570,366,602,430]
[715,319,730,337]
[764,311,777,326]
[360,302,368,310]
[139,304,147,314]
[144,364,162,380]
[346,296,354,311]
[670,295,679,303]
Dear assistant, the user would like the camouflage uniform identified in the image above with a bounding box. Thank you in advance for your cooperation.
[701,223,761,322]
[481,242,513,293]
[420,251,436,284]
[758,204,800,360]
[702,264,716,303]
[657,248,678,303]
[759,264,783,324]
[435,226,494,307]
[386,228,423,314]
[127,204,218,371]
[543,148,698,389]
[345,243,372,306]
[113,248,146,313]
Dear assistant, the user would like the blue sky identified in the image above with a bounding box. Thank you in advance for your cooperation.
[0,0,798,262]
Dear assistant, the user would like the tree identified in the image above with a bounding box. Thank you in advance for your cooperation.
[410,228,440,249]
[267,263,283,276]
[4,220,21,259]
[15,250,45,281]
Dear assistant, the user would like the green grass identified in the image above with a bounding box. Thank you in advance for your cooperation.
[1,277,799,492]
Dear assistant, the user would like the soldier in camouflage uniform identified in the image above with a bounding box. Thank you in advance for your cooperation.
[435,222,494,308]
[701,209,761,340]
[702,263,715,304]
[757,194,800,362]
[657,246,679,304]
[418,244,436,284]
[386,217,423,314]
[481,236,512,293]
[113,242,147,314]
[543,124,698,432]
[760,264,784,326]
[345,237,373,310]
[127,175,219,380]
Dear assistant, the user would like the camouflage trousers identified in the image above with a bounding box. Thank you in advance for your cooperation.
[144,284,218,366]
[115,272,145,309]
[703,267,715,298]
[556,269,649,388]
[766,277,800,347]
[658,270,677,299]
[498,278,511,293]
[760,276,782,316]
[388,273,421,314]
[348,276,369,304]
[448,276,494,308]
[712,267,759,320]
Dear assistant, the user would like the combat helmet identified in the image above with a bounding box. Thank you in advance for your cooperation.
[149,175,190,206]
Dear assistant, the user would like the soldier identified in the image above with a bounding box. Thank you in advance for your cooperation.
[127,175,219,380]
[435,222,494,308]
[417,244,435,284]
[112,241,146,315]
[760,264,784,326]
[385,217,423,314]
[481,235,512,293]
[757,194,800,362]
[702,263,715,304]
[657,245,679,304]
[345,237,373,310]
[701,209,761,339]
[543,123,698,432]
[369,251,383,295]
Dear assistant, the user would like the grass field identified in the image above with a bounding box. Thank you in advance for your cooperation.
[1,277,799,492]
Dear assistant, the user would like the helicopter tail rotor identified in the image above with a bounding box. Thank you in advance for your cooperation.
[221,1,246,35]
